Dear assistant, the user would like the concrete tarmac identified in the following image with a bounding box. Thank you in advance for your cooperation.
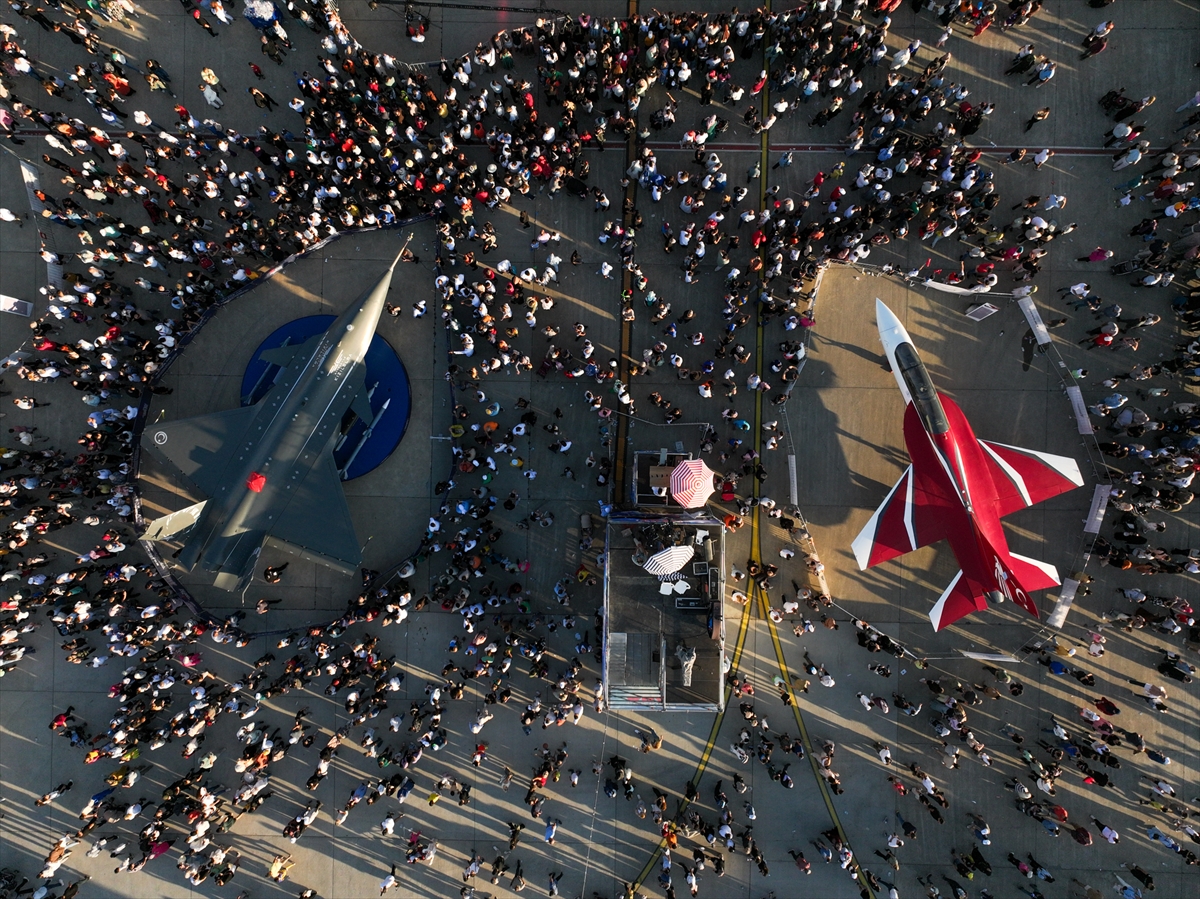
[1,3,1199,899]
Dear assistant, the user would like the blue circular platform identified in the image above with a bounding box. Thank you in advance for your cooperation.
[241,315,411,480]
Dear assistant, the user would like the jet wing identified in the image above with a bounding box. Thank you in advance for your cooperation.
[264,453,362,575]
[852,464,954,569]
[978,440,1084,519]
[143,405,260,497]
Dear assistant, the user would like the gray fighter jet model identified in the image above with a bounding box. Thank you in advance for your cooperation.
[141,249,404,591]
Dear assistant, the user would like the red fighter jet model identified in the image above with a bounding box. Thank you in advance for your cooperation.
[853,300,1085,631]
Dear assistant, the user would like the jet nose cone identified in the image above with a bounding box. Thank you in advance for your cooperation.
[875,298,915,350]
[875,298,903,335]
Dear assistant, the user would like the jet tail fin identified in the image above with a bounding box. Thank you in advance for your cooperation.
[213,564,258,593]
[999,551,1058,621]
[972,517,1056,622]
[929,529,1060,631]
[928,570,988,632]
[143,500,207,543]
[202,530,265,593]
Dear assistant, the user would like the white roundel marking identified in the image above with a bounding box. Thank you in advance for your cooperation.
[154,431,168,445]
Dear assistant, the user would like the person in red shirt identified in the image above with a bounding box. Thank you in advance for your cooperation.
[102,72,133,96]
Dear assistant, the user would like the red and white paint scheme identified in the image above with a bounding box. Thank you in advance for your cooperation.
[852,299,1085,631]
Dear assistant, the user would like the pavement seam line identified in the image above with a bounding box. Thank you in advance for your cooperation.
[612,0,640,502]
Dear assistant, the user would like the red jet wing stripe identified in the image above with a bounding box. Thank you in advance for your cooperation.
[978,441,1084,519]
[852,463,953,569]
[1006,551,1060,592]
[852,466,916,569]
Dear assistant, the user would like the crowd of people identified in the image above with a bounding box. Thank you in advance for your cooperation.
[0,0,1197,897]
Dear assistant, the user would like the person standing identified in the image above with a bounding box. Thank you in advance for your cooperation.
[262,34,285,64]
[200,83,223,109]
[249,87,278,111]
[379,863,399,895]
[1025,107,1050,131]
[263,563,288,584]
[191,8,218,36]
[1028,58,1056,87]
[200,67,225,93]
[1176,90,1200,113]
[267,853,294,882]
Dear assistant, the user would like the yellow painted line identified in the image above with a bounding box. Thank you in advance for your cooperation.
[628,594,754,892]
[756,585,875,897]
[622,4,864,893]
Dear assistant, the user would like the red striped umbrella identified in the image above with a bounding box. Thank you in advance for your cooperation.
[669,458,717,508]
